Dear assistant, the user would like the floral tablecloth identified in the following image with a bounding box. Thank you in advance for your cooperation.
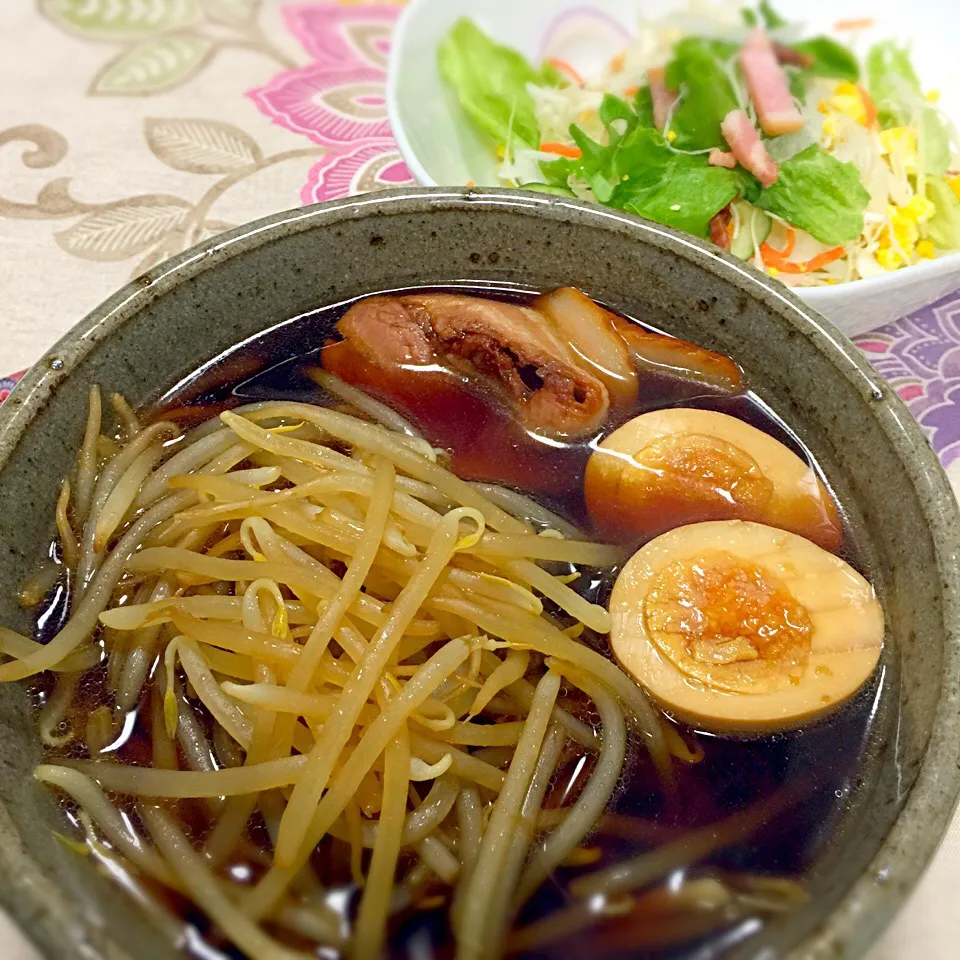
[1,3,959,959]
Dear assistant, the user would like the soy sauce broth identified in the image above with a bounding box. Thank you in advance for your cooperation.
[34,284,887,960]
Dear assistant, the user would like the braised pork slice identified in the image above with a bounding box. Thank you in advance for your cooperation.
[334,293,610,437]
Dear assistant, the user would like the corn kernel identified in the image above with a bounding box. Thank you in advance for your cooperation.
[768,266,780,277]
[916,240,936,259]
[822,116,838,139]
[880,127,918,172]
[876,247,901,270]
[666,130,677,142]
[949,176,960,203]
[926,90,941,103]
[892,217,919,252]
[827,82,868,125]
[901,195,935,223]
[495,145,505,160]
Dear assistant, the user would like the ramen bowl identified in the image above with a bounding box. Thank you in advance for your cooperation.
[0,188,957,960]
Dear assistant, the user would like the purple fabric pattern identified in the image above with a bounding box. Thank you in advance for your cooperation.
[855,292,960,469]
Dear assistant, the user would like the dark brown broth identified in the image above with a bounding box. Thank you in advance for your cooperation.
[36,285,885,960]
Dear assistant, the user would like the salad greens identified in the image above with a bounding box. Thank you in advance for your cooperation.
[438,19,561,151]
[866,41,950,177]
[539,89,866,244]
[741,0,788,30]
[792,38,860,84]
[754,146,870,244]
[544,94,751,236]
[866,41,928,128]
[664,38,740,150]
[438,6,959,283]
[923,178,960,250]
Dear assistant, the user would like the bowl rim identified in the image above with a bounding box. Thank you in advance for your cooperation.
[2,187,960,960]
[384,0,960,306]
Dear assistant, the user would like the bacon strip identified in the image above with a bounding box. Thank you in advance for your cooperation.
[741,28,805,135]
[721,109,778,187]
[708,148,737,169]
[773,42,814,69]
[709,207,733,250]
[648,66,678,130]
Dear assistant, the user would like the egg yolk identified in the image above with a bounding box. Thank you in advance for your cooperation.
[609,520,884,734]
[644,552,812,695]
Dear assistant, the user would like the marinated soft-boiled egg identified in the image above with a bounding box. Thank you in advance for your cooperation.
[609,520,883,733]
[585,408,842,550]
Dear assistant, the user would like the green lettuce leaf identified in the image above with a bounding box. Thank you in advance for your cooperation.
[619,160,748,237]
[539,93,871,245]
[923,178,960,250]
[633,85,655,127]
[755,145,870,244]
[866,42,950,176]
[545,95,748,237]
[758,0,788,28]
[664,38,740,150]
[866,41,922,128]
[438,18,560,151]
[742,1,789,29]
[920,110,952,178]
[793,37,860,83]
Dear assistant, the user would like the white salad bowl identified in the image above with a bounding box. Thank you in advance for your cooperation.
[387,0,960,336]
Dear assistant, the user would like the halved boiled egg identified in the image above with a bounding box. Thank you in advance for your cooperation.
[585,408,842,551]
[609,520,883,734]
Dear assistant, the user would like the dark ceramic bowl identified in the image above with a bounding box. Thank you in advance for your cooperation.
[0,189,958,960]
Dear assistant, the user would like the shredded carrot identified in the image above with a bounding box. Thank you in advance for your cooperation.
[549,57,585,87]
[465,180,475,187]
[761,227,845,273]
[833,18,875,31]
[760,226,797,262]
[763,245,846,274]
[857,85,878,128]
[791,247,847,273]
[610,51,626,74]
[540,142,583,159]
[624,85,639,97]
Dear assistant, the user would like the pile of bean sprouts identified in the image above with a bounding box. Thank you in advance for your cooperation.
[0,382,704,960]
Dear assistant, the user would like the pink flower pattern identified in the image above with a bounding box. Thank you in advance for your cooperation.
[0,374,21,404]
[249,63,393,146]
[284,5,394,67]
[248,3,412,195]
[301,138,413,204]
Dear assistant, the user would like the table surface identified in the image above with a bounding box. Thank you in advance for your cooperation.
[2,3,959,958]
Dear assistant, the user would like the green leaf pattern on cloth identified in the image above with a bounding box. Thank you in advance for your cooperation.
[89,34,215,95]
[201,0,260,26]
[41,0,203,41]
